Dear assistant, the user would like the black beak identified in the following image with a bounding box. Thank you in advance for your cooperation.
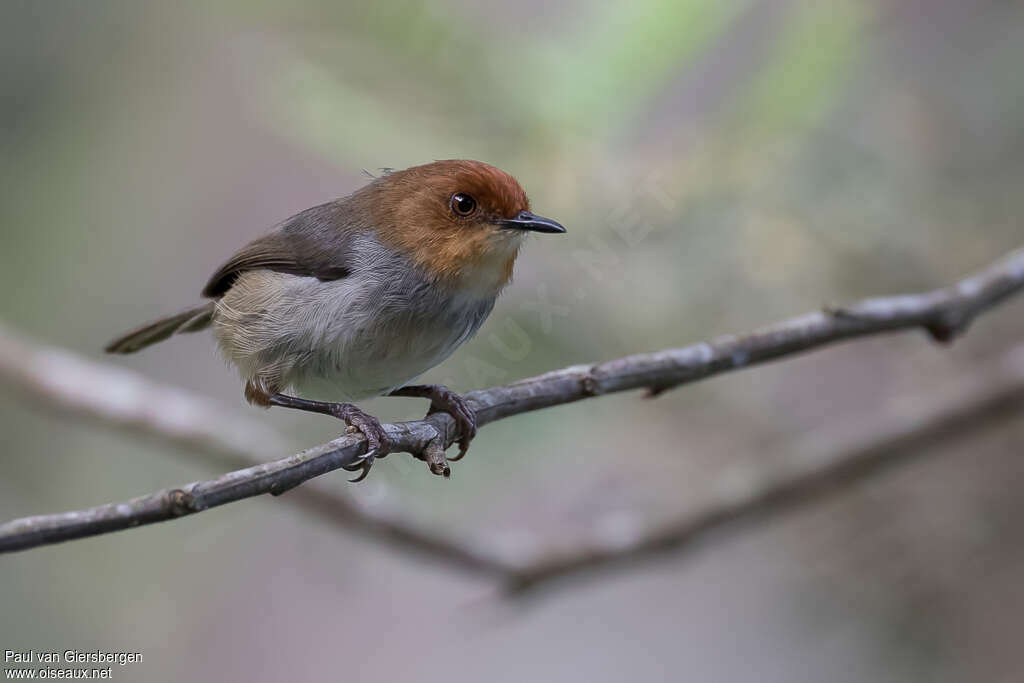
[497,210,566,234]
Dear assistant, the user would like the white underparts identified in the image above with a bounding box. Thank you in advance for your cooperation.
[213,233,499,401]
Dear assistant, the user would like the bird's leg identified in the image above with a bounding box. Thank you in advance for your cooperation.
[389,385,477,461]
[267,393,390,482]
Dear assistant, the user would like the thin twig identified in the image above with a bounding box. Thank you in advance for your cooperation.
[0,325,287,466]
[504,345,1024,595]
[0,324,513,578]
[0,247,1022,556]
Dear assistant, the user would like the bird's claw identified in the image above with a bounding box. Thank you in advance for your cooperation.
[342,451,376,483]
[331,404,391,483]
[426,389,478,461]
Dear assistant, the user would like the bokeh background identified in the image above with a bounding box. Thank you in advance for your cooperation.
[3,0,1024,681]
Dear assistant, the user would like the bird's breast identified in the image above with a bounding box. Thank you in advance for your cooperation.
[214,234,500,401]
[290,265,496,400]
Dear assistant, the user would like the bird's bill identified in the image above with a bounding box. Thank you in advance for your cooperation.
[497,211,566,234]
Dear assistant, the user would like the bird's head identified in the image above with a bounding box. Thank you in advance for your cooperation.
[366,160,565,294]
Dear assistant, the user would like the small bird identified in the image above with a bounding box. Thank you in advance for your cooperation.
[106,160,566,480]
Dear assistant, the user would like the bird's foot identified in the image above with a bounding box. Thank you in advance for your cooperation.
[330,403,391,482]
[422,387,478,461]
[388,384,478,467]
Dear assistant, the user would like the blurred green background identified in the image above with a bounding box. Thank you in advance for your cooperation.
[2,0,1024,681]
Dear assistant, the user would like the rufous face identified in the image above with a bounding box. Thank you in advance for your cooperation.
[372,160,564,292]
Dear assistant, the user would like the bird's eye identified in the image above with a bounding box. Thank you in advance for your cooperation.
[450,193,477,216]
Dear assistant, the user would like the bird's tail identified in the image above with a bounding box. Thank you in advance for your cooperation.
[104,302,215,354]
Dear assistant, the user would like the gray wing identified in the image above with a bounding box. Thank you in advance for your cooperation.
[202,201,358,298]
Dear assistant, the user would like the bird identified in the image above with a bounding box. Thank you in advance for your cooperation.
[105,159,566,480]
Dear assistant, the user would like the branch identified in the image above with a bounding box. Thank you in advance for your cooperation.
[1,247,1022,555]
[0,324,287,466]
[0,324,512,578]
[505,345,1024,594]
